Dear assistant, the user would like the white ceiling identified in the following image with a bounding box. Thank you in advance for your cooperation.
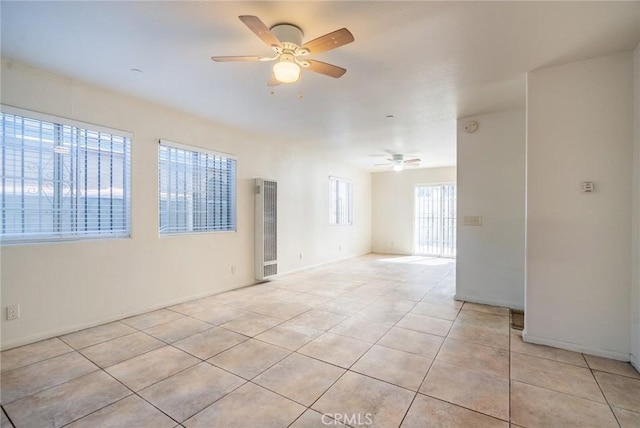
[2,1,639,170]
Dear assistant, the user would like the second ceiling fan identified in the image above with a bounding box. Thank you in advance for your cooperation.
[376,154,421,171]
[211,15,354,85]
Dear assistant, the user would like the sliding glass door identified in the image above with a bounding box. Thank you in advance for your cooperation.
[414,184,456,257]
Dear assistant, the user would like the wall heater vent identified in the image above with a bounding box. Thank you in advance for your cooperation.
[255,178,277,281]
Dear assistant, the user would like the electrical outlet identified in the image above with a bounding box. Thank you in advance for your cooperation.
[7,304,20,320]
[464,216,483,226]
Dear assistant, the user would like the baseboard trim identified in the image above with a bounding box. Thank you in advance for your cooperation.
[522,332,630,362]
[454,293,524,311]
[631,353,639,372]
[275,251,371,278]
[1,251,373,350]
[0,285,244,351]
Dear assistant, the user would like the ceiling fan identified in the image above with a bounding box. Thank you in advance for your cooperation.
[211,15,354,85]
[375,154,421,171]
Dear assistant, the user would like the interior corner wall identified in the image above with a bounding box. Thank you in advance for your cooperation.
[0,60,372,349]
[371,167,456,255]
[632,43,640,370]
[455,110,526,310]
[525,52,634,360]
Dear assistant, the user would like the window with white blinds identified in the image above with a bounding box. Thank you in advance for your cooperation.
[0,107,131,244]
[329,176,353,225]
[158,140,237,234]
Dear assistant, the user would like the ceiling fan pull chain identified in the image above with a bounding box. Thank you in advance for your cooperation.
[298,74,304,100]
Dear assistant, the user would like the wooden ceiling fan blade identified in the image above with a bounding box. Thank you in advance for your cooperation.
[306,60,346,78]
[404,158,421,164]
[374,163,391,167]
[211,55,272,62]
[239,15,282,49]
[301,28,354,54]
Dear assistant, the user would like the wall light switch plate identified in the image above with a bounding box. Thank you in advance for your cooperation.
[464,216,483,226]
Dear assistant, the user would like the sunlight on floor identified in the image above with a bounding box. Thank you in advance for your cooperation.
[378,255,456,266]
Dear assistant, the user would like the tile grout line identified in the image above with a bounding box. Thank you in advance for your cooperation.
[0,350,103,407]
[283,271,446,427]
[65,324,256,426]
[588,363,623,428]
[0,347,76,377]
[2,258,492,427]
[1,405,16,428]
[509,318,512,425]
[412,302,513,424]
[398,299,458,427]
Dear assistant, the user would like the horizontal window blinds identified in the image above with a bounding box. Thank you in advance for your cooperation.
[0,110,131,244]
[329,176,353,225]
[158,140,237,234]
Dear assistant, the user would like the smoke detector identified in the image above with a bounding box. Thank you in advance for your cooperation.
[463,120,479,133]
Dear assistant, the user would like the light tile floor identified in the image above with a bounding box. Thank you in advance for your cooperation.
[2,254,639,427]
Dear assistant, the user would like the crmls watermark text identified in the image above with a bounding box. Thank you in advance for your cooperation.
[322,413,373,426]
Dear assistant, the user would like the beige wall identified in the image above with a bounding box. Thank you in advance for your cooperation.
[371,167,456,255]
[526,52,634,360]
[456,110,526,310]
[0,60,372,349]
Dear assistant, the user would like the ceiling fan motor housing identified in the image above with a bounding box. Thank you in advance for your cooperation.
[271,24,304,50]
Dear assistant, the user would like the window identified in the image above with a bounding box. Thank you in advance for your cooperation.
[329,176,352,225]
[414,184,456,257]
[0,107,131,244]
[158,140,236,234]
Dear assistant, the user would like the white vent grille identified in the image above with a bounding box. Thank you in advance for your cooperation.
[255,178,278,281]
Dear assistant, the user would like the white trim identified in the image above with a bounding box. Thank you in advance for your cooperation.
[159,139,237,160]
[1,104,133,139]
[414,181,456,187]
[454,293,524,311]
[631,353,639,372]
[275,250,371,278]
[0,251,372,351]
[328,175,352,183]
[522,332,631,362]
[0,285,242,351]
[157,141,237,235]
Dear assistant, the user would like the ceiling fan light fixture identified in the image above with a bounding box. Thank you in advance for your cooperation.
[393,164,404,172]
[273,60,301,83]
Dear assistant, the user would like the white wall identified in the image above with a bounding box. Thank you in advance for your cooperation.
[632,44,640,370]
[371,167,456,255]
[455,110,526,309]
[0,60,372,349]
[525,52,634,360]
